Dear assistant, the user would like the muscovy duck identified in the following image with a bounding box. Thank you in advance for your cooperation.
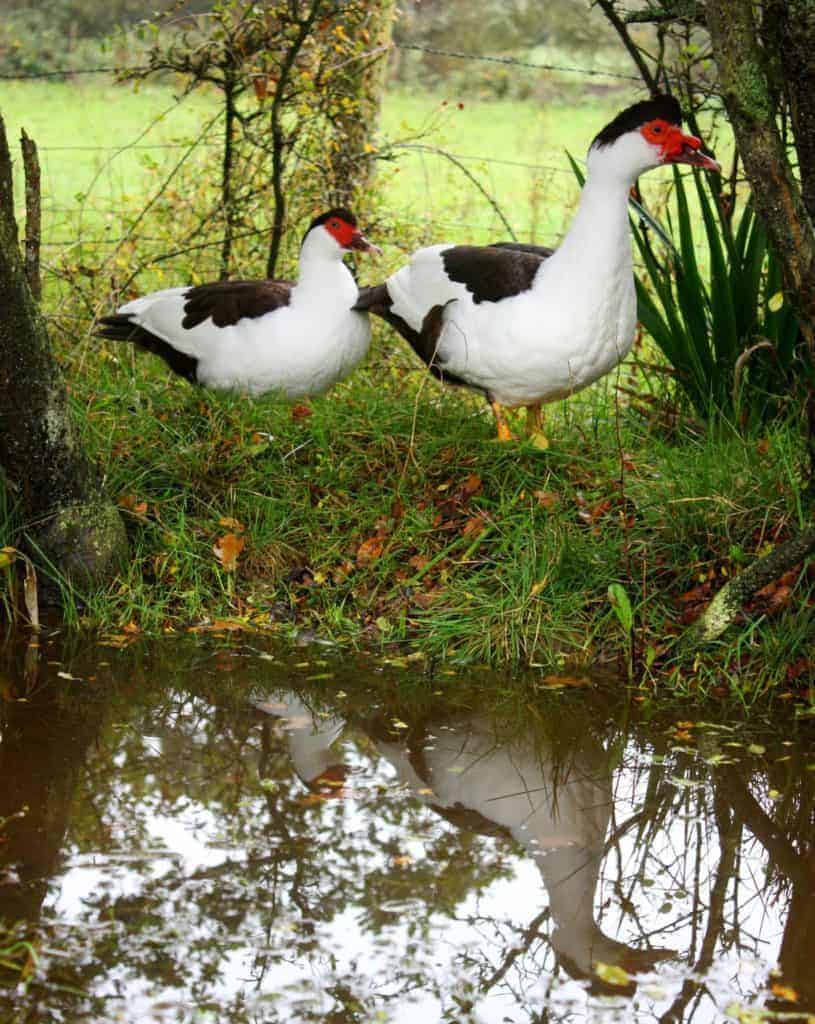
[98,208,380,399]
[356,96,719,441]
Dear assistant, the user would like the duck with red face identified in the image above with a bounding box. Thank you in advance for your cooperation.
[98,208,380,399]
[356,95,719,442]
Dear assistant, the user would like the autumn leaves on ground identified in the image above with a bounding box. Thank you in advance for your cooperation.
[52,332,809,701]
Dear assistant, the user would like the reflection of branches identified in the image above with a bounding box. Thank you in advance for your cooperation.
[478,905,550,995]
[658,791,742,1024]
[716,767,812,889]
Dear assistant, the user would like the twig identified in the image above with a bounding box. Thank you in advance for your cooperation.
[20,129,41,302]
[593,0,659,93]
[395,143,517,240]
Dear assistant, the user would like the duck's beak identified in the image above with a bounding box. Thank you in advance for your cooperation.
[665,130,721,173]
[349,230,382,255]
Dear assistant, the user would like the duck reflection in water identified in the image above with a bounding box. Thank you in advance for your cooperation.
[254,691,673,989]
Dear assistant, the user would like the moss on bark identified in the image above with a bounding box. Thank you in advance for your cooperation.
[0,112,127,595]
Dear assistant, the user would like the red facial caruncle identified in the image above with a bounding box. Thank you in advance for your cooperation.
[324,216,358,249]
[640,118,720,171]
[324,216,381,254]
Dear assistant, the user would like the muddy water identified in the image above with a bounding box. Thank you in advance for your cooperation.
[1,635,814,1023]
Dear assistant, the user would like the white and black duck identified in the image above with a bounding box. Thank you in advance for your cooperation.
[98,208,380,399]
[356,95,719,440]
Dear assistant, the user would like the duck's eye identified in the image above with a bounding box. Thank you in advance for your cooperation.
[651,124,662,134]
[330,220,340,228]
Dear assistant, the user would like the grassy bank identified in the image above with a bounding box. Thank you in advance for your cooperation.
[39,341,809,700]
[0,78,813,698]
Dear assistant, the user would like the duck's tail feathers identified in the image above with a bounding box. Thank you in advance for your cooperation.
[96,314,199,383]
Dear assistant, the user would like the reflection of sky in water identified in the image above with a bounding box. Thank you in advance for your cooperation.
[23,684,792,1024]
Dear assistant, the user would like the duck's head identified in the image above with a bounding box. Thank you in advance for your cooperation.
[587,94,720,183]
[301,207,381,259]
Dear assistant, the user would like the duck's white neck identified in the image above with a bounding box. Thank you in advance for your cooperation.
[295,236,356,303]
[553,161,634,274]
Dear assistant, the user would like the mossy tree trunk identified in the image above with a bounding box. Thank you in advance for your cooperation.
[680,0,815,650]
[706,0,815,360]
[0,114,127,590]
[327,0,396,207]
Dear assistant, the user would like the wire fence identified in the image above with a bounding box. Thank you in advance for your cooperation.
[0,42,640,84]
[0,40,642,288]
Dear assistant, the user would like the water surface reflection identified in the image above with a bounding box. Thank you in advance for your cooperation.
[0,637,813,1022]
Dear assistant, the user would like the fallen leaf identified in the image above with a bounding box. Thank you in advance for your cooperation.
[213,532,245,572]
[533,490,559,510]
[291,404,313,420]
[529,431,549,450]
[770,983,798,1002]
[541,674,591,688]
[460,473,482,495]
[118,494,148,518]
[356,536,384,566]
[461,516,485,538]
[594,962,631,986]
[219,516,245,532]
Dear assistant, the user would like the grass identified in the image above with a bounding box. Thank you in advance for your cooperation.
[0,76,813,699]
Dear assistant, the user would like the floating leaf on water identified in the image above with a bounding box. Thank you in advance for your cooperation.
[594,961,631,986]
[669,776,703,789]
[747,744,766,755]
[768,290,784,312]
[770,982,798,1002]
[391,719,409,730]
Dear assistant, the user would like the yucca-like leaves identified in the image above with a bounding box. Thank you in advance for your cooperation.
[628,167,802,422]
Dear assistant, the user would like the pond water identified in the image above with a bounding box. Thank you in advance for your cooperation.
[1,634,814,1023]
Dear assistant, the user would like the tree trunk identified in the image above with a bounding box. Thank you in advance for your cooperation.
[0,115,127,591]
[706,0,815,349]
[327,0,396,207]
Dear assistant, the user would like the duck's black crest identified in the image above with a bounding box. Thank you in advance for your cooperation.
[591,94,683,150]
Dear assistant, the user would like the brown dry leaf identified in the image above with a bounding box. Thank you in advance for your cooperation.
[392,854,414,868]
[461,516,485,538]
[291,404,313,420]
[678,582,712,605]
[770,983,798,1002]
[213,532,245,572]
[408,553,430,571]
[757,438,771,455]
[413,589,440,609]
[122,621,141,635]
[541,674,591,688]
[99,635,133,649]
[533,490,559,510]
[460,473,482,495]
[356,536,384,566]
[219,516,245,532]
[118,493,148,518]
[252,76,268,101]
